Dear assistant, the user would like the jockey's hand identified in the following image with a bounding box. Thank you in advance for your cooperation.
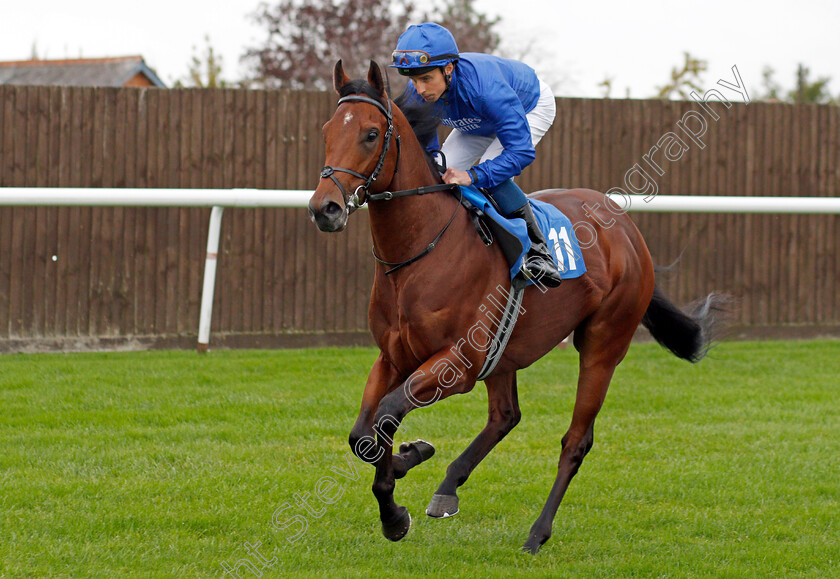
[442,168,472,186]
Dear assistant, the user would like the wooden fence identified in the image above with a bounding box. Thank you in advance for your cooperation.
[1,85,839,349]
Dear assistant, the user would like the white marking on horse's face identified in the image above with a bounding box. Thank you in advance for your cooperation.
[343,112,354,125]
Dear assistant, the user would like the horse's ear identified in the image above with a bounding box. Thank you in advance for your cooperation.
[333,60,351,94]
[367,60,386,97]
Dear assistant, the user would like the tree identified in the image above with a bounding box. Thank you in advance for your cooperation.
[433,0,499,54]
[176,36,230,88]
[244,0,416,90]
[758,64,836,104]
[598,76,614,99]
[654,52,707,100]
[790,64,833,104]
[243,0,502,90]
[759,65,783,101]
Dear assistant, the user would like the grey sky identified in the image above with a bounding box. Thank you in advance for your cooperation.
[1,0,837,98]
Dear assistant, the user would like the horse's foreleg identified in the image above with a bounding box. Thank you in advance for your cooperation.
[347,354,414,542]
[427,372,521,518]
[347,354,433,478]
[392,439,436,479]
[348,354,402,461]
[369,348,475,541]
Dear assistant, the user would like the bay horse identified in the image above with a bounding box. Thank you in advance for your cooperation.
[308,60,728,554]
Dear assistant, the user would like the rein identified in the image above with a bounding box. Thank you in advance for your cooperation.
[319,93,460,275]
[372,186,461,275]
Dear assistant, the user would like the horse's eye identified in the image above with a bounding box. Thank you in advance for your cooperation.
[366,130,379,142]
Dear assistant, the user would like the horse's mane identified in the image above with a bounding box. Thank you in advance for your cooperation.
[395,86,444,180]
[338,79,385,102]
[393,87,442,152]
[338,79,443,179]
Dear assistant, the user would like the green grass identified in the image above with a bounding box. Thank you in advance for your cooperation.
[1,341,838,577]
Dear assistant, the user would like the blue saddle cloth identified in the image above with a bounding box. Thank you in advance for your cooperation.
[459,185,587,284]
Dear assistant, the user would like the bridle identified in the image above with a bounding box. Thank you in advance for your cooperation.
[318,92,460,275]
[319,94,401,213]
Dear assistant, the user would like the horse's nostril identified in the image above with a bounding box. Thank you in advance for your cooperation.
[322,202,343,219]
[311,199,347,232]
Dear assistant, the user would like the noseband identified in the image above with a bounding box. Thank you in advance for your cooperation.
[319,95,401,213]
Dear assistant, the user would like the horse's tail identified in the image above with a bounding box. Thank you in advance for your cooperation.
[641,285,732,363]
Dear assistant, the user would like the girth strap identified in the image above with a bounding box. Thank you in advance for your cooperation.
[476,284,525,380]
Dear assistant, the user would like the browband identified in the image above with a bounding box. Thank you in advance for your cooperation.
[337,95,392,120]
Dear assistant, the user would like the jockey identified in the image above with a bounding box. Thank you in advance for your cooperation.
[391,22,563,288]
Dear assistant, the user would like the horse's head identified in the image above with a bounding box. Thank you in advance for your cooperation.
[309,60,398,232]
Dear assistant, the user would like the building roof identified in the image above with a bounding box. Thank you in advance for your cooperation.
[0,56,166,87]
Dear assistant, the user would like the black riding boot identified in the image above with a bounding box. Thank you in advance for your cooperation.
[509,202,563,288]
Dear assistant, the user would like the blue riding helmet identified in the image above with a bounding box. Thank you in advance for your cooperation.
[391,22,459,73]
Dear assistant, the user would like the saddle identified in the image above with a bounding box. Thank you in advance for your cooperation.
[458,189,525,269]
[454,185,587,289]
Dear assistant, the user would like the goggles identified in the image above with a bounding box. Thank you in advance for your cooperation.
[392,50,432,67]
[391,50,458,68]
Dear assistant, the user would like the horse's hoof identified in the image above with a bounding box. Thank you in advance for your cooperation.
[426,493,459,518]
[522,532,548,555]
[381,506,411,542]
[399,439,435,462]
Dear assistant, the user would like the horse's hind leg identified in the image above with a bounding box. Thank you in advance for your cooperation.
[522,358,613,554]
[427,372,521,518]
[523,315,640,554]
